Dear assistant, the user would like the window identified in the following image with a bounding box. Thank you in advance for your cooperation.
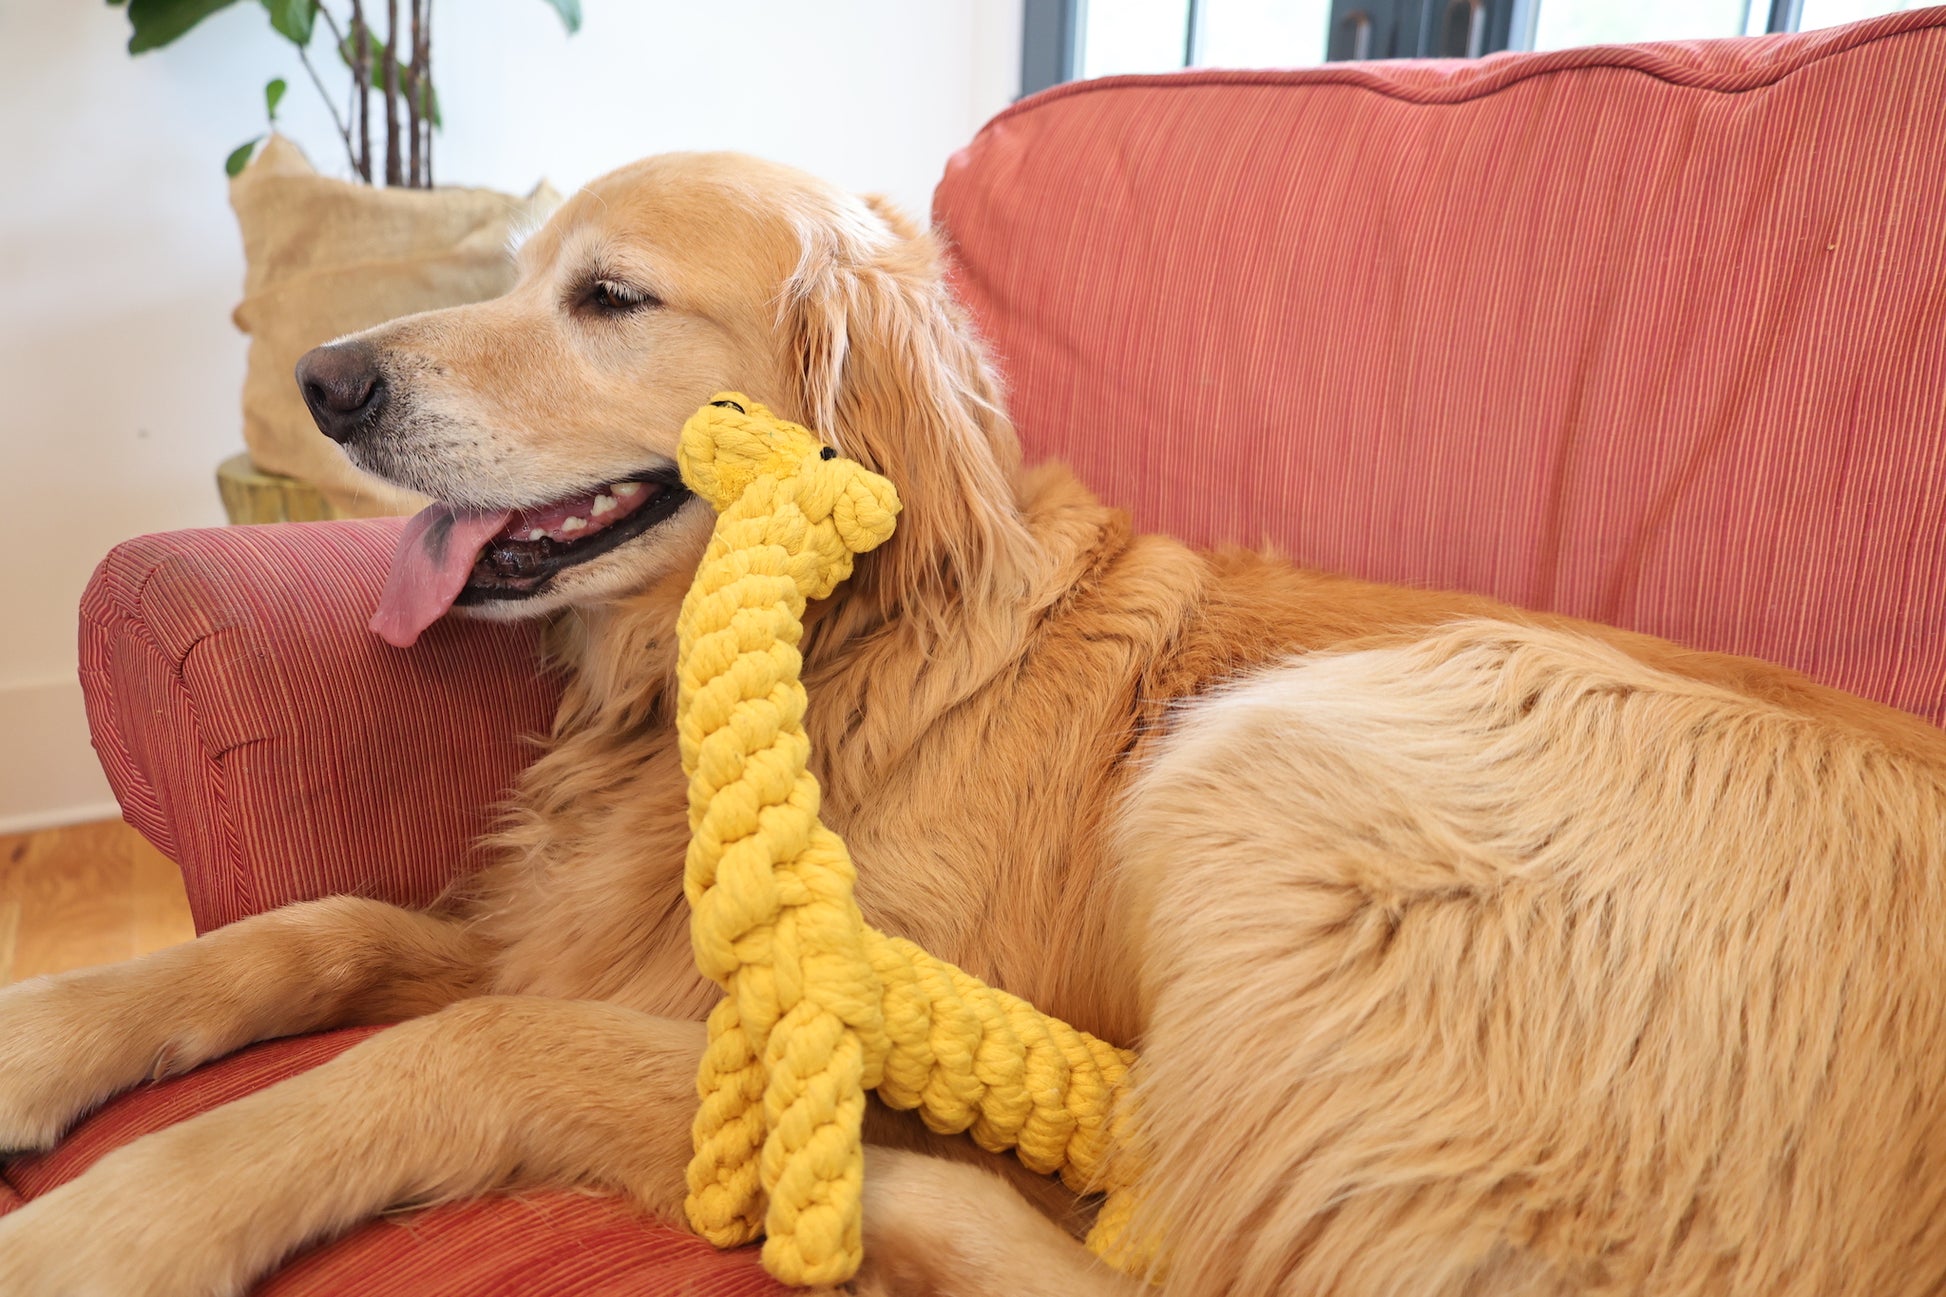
[1022,0,1922,93]
[1080,0,1206,77]
[1798,0,1924,29]
[1025,0,1336,88]
[1200,0,1336,68]
[1522,0,1927,47]
[1529,0,1769,50]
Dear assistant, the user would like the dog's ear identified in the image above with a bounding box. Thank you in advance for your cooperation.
[782,212,1029,626]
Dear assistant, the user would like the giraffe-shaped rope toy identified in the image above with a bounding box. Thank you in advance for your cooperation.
[674,394,1147,1287]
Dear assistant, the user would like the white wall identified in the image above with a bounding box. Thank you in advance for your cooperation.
[0,0,1023,834]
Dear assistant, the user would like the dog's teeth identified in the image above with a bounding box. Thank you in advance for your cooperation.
[561,517,587,533]
[591,495,617,516]
[525,529,547,542]
[613,482,641,498]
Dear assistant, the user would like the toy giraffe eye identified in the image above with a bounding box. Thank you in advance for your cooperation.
[588,279,658,313]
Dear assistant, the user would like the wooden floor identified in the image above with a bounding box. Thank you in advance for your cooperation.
[0,818,196,985]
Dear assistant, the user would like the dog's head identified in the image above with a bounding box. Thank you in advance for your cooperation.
[298,151,1025,648]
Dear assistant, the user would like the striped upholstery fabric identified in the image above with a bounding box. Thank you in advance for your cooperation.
[0,1029,780,1296]
[59,11,1941,1293]
[934,7,1946,726]
[256,1194,776,1297]
[79,520,564,932]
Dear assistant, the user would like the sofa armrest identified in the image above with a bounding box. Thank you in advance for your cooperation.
[78,520,563,933]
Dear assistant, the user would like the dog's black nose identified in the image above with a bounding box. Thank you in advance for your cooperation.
[296,341,385,444]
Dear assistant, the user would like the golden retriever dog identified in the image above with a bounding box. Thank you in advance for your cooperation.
[3,151,1945,1297]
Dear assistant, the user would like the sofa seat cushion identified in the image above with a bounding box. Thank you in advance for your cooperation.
[0,1026,784,1296]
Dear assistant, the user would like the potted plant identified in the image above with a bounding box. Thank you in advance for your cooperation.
[107,0,581,521]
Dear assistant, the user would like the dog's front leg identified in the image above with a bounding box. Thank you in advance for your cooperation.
[0,895,489,1152]
[0,996,704,1297]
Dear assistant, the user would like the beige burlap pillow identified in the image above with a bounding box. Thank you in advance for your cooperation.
[230,134,559,517]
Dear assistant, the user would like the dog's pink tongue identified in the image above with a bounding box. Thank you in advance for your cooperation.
[370,504,514,648]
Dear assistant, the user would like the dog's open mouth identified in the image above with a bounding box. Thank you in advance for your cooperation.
[370,469,691,648]
[457,469,691,602]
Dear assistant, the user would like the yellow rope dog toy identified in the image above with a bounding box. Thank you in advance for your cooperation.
[674,394,1145,1286]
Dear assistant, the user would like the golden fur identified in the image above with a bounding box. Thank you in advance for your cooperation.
[2,152,1943,1297]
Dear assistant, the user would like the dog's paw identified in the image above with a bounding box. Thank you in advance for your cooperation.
[0,977,81,1153]
[0,974,131,1154]
[0,1192,140,1297]
[0,1145,252,1297]
[0,1209,93,1297]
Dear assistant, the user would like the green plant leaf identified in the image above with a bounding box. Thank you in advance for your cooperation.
[124,0,244,53]
[264,76,287,121]
[336,29,386,68]
[260,0,316,45]
[538,0,581,34]
[225,135,264,177]
[414,75,442,129]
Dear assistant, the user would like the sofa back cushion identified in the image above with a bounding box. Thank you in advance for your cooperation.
[933,9,1946,725]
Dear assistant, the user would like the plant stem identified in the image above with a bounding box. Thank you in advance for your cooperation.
[420,0,433,186]
[383,0,401,185]
[405,0,421,187]
[298,44,355,164]
[315,5,360,174]
[349,0,372,183]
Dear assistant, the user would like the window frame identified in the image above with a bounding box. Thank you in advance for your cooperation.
[1023,0,1821,92]
[1021,0,1082,97]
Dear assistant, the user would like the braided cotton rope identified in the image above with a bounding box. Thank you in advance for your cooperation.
[674,394,1145,1287]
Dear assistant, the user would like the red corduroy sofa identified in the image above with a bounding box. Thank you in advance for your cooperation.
[9,10,1946,1292]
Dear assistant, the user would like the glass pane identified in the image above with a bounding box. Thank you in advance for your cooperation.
[1532,0,1755,50]
[1798,0,1922,29]
[1197,0,1331,68]
[1081,0,1193,78]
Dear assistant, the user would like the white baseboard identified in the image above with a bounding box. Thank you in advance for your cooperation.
[0,799,124,837]
[0,676,120,835]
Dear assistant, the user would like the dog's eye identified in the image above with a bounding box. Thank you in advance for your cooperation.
[588,279,657,313]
